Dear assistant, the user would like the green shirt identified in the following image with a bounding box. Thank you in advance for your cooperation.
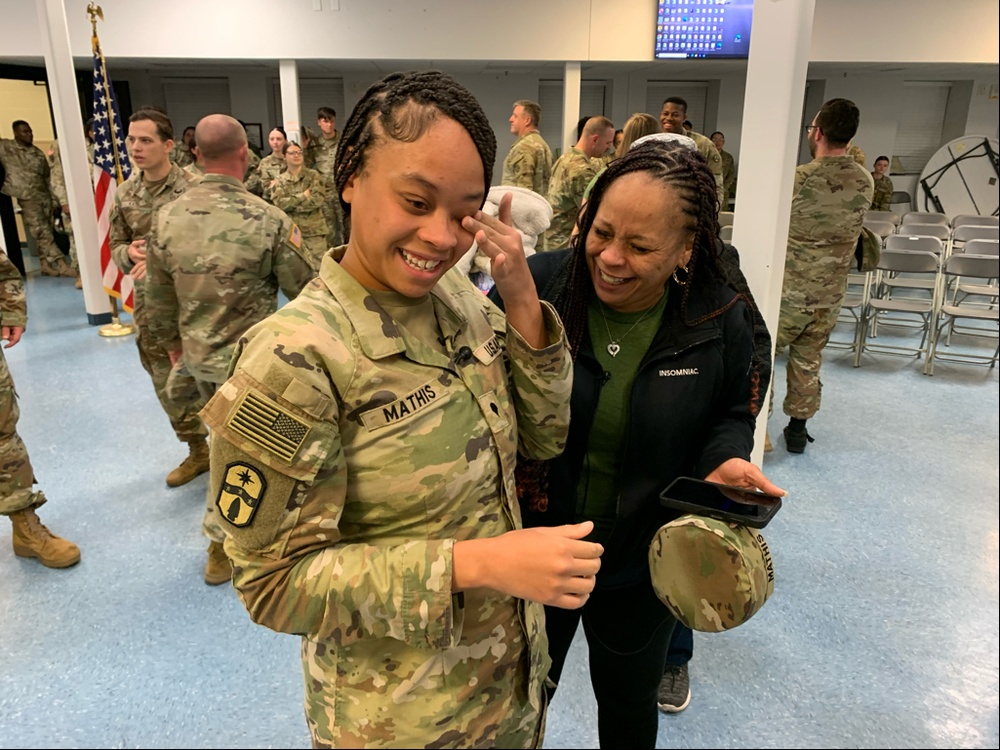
[577,291,668,544]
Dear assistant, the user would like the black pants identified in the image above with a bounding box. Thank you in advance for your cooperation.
[665,622,693,667]
[545,578,677,749]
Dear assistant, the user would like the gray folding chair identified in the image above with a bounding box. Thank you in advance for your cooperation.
[925,254,1000,375]
[828,269,872,358]
[718,211,735,228]
[952,224,1000,246]
[866,210,901,228]
[864,219,896,240]
[857,248,941,367]
[951,240,999,309]
[880,235,945,306]
[902,211,950,226]
[897,222,951,241]
[720,224,733,243]
[951,214,999,229]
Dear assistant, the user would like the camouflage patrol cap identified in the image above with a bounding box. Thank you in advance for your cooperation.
[649,515,774,632]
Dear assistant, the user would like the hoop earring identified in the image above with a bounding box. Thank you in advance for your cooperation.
[672,264,690,286]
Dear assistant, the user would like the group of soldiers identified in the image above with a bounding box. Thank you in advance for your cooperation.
[500,95,739,255]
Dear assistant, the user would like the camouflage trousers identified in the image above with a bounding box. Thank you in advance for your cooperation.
[771,302,842,420]
[17,198,63,265]
[59,211,79,270]
[132,289,208,444]
[0,349,47,515]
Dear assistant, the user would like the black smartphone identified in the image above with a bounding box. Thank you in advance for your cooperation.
[659,477,782,529]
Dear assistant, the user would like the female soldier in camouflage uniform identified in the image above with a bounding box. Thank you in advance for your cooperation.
[270,141,329,269]
[871,155,894,211]
[201,70,603,748]
[244,126,287,202]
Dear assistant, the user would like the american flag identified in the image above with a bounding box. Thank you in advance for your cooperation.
[91,36,134,312]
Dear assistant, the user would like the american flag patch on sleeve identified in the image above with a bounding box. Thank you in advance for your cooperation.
[228,391,310,463]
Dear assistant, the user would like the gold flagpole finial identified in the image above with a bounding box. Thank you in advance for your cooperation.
[87,3,104,36]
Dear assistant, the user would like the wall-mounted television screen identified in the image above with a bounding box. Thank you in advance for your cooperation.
[654,0,754,60]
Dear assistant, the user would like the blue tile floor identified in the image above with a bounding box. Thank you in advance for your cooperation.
[1,274,997,749]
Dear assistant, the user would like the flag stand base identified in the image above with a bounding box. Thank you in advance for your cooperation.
[99,316,135,337]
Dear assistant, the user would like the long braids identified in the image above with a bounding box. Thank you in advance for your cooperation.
[333,70,497,237]
[517,142,734,513]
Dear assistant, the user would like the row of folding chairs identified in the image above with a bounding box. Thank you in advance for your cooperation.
[863,212,999,257]
[831,246,999,374]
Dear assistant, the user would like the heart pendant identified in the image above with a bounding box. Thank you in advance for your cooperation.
[607,342,621,357]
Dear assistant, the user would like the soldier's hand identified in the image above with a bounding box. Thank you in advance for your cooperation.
[130,260,147,281]
[127,239,147,263]
[2,326,24,349]
[463,192,547,348]
[453,521,602,610]
[61,204,70,217]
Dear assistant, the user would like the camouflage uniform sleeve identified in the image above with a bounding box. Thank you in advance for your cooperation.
[49,145,68,206]
[0,252,27,329]
[142,212,181,354]
[109,189,135,273]
[202,328,465,650]
[271,212,316,299]
[502,300,573,460]
[272,173,326,214]
[244,162,263,197]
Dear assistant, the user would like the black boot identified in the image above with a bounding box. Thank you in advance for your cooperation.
[783,419,815,454]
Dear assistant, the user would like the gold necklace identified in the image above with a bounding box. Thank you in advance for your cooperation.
[597,301,657,358]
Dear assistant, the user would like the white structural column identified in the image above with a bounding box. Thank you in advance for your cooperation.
[279,60,302,147]
[732,0,817,465]
[36,0,112,323]
[562,62,582,152]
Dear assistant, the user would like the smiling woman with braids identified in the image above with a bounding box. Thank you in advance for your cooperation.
[201,70,603,748]
[491,141,784,748]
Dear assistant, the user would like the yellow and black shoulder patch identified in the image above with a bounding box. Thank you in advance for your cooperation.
[227,390,310,463]
[216,462,267,528]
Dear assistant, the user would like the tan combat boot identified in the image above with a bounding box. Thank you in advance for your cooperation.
[10,507,81,568]
[39,257,77,278]
[764,432,773,453]
[204,541,233,585]
[74,275,83,289]
[166,438,210,487]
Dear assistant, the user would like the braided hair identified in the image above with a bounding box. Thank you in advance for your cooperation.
[334,70,497,236]
[519,141,737,512]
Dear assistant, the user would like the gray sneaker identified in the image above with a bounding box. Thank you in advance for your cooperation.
[657,663,691,713]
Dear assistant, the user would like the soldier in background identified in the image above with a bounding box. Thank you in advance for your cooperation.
[659,98,725,208]
[144,114,313,585]
[110,107,209,487]
[710,131,738,210]
[0,121,75,278]
[771,98,873,453]
[47,134,95,288]
[501,100,553,197]
[169,126,196,169]
[245,126,287,202]
[271,141,329,270]
[870,155,894,211]
[0,249,80,568]
[545,116,614,251]
[306,106,344,247]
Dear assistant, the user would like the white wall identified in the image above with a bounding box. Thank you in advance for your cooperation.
[2,0,998,64]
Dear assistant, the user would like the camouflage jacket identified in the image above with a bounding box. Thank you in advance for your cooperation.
[170,142,195,169]
[201,256,573,747]
[270,167,329,238]
[687,130,725,207]
[0,138,52,202]
[872,173,894,212]
[0,251,27,330]
[847,143,867,167]
[545,146,600,251]
[245,154,285,201]
[782,156,874,309]
[47,139,94,206]
[720,149,737,207]
[144,174,314,384]
[502,131,553,196]
[305,132,338,181]
[245,148,260,181]
[109,164,200,275]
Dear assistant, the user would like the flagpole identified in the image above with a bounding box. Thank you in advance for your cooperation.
[88,2,135,338]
